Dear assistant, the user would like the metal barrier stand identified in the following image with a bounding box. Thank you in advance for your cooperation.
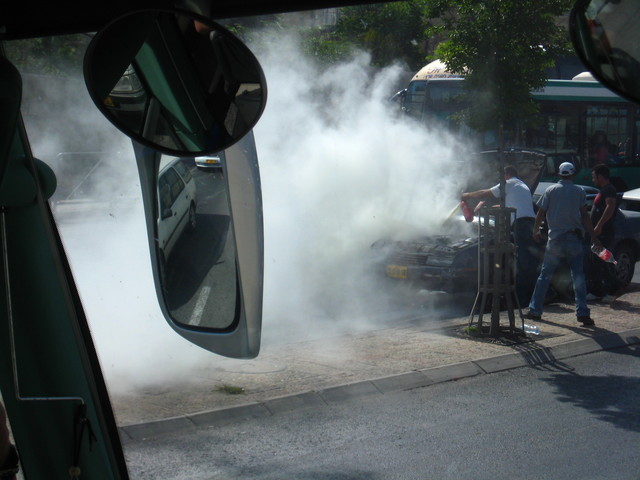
[468,206,525,336]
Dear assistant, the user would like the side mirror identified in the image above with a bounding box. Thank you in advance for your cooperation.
[570,0,640,104]
[84,10,267,156]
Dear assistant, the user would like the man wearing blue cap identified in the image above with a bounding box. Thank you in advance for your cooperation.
[525,162,602,326]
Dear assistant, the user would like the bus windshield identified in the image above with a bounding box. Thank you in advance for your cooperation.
[404,79,466,123]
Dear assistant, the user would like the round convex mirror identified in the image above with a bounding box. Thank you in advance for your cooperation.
[571,0,640,105]
[84,10,267,156]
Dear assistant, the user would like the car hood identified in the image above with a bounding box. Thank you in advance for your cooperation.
[373,220,479,268]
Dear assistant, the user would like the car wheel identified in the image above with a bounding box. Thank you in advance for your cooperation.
[614,243,636,287]
[188,203,196,230]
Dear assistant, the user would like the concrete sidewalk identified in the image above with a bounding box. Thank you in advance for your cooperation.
[115,290,640,443]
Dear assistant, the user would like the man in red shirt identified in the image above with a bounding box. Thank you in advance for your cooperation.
[589,164,619,302]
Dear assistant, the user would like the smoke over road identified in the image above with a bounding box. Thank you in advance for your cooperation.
[252,32,469,343]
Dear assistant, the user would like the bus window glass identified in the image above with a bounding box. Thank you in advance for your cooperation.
[525,113,579,153]
[421,81,468,131]
[428,82,465,115]
[585,106,629,165]
[559,116,580,151]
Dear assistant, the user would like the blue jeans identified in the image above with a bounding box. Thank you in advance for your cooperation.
[528,232,590,317]
[513,217,539,306]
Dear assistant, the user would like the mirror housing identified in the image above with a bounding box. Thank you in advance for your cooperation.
[570,0,640,104]
[84,9,267,156]
[134,132,263,358]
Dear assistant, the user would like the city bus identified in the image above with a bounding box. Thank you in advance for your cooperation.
[397,60,640,190]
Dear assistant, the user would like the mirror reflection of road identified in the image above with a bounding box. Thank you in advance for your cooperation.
[164,165,236,330]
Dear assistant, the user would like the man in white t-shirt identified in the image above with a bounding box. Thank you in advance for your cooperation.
[461,165,538,305]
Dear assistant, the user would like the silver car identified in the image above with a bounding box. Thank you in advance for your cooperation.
[194,155,223,172]
[157,157,197,263]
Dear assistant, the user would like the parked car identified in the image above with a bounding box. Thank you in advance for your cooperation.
[373,149,546,295]
[157,157,197,264]
[195,154,223,172]
[619,187,640,212]
[543,181,640,289]
[374,178,640,301]
[534,181,599,205]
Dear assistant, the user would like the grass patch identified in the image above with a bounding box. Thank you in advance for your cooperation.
[216,384,245,395]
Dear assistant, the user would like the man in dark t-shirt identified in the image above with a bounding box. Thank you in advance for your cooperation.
[590,164,619,300]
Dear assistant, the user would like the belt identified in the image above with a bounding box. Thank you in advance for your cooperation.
[562,229,584,239]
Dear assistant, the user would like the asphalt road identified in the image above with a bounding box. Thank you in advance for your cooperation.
[123,347,640,480]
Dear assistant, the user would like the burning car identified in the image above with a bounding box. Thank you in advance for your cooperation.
[373,149,546,293]
[373,149,640,301]
[373,217,487,294]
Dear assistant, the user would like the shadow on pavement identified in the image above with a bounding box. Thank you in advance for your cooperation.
[539,345,640,433]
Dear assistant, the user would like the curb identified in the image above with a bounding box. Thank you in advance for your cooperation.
[118,327,640,444]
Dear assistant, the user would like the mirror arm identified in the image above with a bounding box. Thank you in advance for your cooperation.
[142,97,162,141]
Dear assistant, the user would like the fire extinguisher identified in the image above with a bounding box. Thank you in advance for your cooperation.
[460,200,474,222]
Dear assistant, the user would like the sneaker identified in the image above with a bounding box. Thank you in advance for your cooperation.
[577,316,595,326]
[523,311,542,321]
[601,294,617,304]
[586,293,601,301]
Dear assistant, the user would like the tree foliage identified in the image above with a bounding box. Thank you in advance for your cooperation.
[332,1,430,70]
[424,0,574,132]
[4,35,90,76]
[302,29,354,66]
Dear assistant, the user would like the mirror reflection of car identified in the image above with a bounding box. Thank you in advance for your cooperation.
[104,65,147,112]
[157,157,197,267]
[195,154,223,172]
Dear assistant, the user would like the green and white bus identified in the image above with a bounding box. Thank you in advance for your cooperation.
[397,60,640,190]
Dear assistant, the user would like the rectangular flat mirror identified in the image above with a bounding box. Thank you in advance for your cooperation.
[135,131,263,358]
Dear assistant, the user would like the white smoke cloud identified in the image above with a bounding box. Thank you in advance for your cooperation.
[252,32,468,341]
[23,26,471,395]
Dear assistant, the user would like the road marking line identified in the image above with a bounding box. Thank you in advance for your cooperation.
[188,286,211,326]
